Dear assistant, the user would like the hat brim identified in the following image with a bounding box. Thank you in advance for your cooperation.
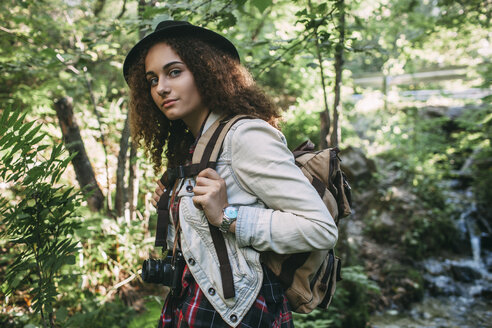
[123,24,240,84]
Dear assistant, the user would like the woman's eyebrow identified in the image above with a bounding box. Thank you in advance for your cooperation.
[145,61,184,77]
[163,61,184,69]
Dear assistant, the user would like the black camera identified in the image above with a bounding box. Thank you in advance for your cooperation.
[141,251,185,294]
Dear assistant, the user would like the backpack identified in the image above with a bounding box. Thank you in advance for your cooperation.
[154,115,352,312]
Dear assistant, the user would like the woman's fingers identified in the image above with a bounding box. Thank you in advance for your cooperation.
[197,168,221,180]
[192,195,204,210]
[152,193,161,208]
[151,181,165,209]
[191,185,207,196]
[154,185,163,197]
[192,169,228,226]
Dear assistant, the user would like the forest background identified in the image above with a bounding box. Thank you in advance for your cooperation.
[1,0,491,327]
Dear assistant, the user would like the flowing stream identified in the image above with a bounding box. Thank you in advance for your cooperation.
[370,175,492,328]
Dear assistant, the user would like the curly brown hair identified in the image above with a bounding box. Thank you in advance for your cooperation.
[127,36,280,173]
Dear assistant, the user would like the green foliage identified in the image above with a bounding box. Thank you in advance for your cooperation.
[128,298,164,328]
[281,106,321,150]
[74,209,153,287]
[0,0,490,326]
[64,296,136,328]
[455,103,492,221]
[0,107,82,327]
[361,106,463,258]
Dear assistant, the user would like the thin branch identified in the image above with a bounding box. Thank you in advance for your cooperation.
[104,273,138,300]
[0,26,15,34]
[116,0,127,19]
[251,8,272,41]
[191,0,213,12]
[255,32,314,76]
[55,54,80,74]
[201,0,234,25]
[252,6,334,77]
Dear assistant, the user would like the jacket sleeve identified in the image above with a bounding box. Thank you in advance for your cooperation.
[230,119,338,254]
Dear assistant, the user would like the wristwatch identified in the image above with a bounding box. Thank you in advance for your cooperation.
[219,206,238,233]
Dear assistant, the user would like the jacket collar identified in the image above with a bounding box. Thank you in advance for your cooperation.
[202,110,222,136]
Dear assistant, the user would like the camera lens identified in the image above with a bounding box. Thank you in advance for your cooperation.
[141,258,174,285]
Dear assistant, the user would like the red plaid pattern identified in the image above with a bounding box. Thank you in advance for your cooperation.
[157,264,294,328]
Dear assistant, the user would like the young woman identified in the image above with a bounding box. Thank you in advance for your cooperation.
[123,20,338,328]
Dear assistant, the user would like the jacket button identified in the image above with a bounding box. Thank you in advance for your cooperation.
[186,185,193,192]
[188,258,196,266]
[230,314,238,323]
[208,288,215,296]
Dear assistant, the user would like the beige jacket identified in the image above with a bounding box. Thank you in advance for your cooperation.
[167,111,338,327]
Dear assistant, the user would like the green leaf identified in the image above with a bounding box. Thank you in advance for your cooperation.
[26,166,45,179]
[30,133,46,146]
[0,106,11,129]
[251,0,272,13]
[6,108,21,129]
[12,112,27,131]
[17,120,36,136]
[24,123,43,143]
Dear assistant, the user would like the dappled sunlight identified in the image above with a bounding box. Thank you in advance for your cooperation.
[1,0,491,327]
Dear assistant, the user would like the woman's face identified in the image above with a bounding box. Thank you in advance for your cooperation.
[144,42,208,133]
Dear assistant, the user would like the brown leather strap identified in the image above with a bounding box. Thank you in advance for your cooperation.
[199,118,230,171]
[192,116,225,166]
[192,115,254,166]
[208,224,235,299]
[194,115,254,299]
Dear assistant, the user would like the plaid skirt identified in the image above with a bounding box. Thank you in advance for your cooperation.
[157,263,294,328]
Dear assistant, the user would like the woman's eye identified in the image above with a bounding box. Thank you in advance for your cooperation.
[169,69,181,77]
[149,77,158,86]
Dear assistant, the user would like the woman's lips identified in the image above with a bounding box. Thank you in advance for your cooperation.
[163,99,178,108]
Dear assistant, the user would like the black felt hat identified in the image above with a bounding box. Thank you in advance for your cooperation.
[123,20,240,83]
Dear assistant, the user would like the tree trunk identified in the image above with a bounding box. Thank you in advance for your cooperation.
[308,0,331,149]
[115,114,130,217]
[128,142,139,221]
[330,0,345,147]
[93,0,106,17]
[83,70,112,212]
[320,111,330,150]
[54,97,104,212]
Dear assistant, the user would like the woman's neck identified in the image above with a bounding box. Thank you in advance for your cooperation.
[183,108,211,137]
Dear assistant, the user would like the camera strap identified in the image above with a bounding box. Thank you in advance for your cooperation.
[172,212,181,266]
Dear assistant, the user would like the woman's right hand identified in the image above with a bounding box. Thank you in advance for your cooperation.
[151,180,166,209]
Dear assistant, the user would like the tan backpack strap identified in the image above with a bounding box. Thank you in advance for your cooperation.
[192,115,253,169]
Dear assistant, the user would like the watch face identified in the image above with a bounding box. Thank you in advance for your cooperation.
[224,206,238,219]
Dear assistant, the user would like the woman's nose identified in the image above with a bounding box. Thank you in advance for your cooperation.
[156,79,171,97]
